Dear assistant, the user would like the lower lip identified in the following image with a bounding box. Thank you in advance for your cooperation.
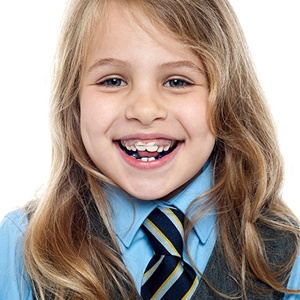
[116,142,182,170]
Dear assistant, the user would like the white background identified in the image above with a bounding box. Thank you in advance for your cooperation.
[0,1,299,221]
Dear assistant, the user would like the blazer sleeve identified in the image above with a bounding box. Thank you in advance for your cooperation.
[0,210,33,300]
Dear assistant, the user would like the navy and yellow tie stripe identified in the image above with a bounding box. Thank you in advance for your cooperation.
[141,207,198,300]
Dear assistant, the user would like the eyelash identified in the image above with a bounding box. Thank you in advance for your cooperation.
[97,77,126,88]
[96,77,193,88]
[164,78,193,88]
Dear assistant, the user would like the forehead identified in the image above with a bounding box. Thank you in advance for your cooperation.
[79,0,209,86]
[89,1,183,53]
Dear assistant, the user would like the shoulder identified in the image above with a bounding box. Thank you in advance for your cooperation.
[0,209,29,253]
[0,209,29,234]
[0,209,33,299]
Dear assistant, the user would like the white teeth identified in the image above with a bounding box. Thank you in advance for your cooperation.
[164,144,171,151]
[121,139,173,153]
[122,141,136,151]
[134,141,159,152]
[141,157,156,162]
[145,142,159,152]
[157,146,164,153]
[134,142,147,151]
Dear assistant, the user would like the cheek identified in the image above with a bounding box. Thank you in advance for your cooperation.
[80,94,113,135]
[80,99,106,154]
[179,98,210,133]
[80,106,98,140]
[80,103,106,167]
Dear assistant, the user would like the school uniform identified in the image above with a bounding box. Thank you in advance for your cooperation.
[1,162,300,299]
[106,162,300,299]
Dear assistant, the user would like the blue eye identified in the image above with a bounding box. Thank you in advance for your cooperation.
[98,77,126,87]
[164,79,191,88]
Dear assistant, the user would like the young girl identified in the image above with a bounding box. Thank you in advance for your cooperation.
[0,0,299,299]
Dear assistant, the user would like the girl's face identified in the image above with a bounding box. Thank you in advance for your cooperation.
[80,4,215,200]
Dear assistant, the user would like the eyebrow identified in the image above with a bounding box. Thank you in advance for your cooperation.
[159,61,205,75]
[88,58,131,73]
[88,58,205,75]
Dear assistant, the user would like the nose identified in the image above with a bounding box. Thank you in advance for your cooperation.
[125,89,167,125]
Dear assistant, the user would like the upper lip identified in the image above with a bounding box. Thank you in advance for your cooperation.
[115,133,182,141]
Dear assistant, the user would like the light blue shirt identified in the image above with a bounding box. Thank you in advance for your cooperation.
[0,162,300,299]
[107,161,217,292]
[0,210,33,300]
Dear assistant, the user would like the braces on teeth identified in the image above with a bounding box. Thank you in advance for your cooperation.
[120,140,174,161]
[121,140,172,152]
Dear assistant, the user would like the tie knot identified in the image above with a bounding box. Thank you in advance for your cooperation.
[142,207,184,257]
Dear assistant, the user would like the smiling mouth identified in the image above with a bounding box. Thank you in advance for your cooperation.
[119,139,179,162]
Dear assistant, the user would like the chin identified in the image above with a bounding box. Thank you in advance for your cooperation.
[121,184,171,201]
[124,182,185,201]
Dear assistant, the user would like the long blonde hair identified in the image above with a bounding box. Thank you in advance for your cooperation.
[24,0,299,299]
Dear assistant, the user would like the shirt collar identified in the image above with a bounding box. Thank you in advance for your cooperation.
[106,161,215,248]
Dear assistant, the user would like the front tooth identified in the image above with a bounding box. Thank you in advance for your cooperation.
[141,157,148,162]
[148,157,155,161]
[135,142,147,151]
[146,143,158,152]
[131,145,137,151]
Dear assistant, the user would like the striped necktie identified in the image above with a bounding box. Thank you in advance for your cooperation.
[141,207,198,300]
